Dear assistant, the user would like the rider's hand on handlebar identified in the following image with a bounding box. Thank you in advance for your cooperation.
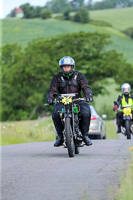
[113,105,118,111]
[86,97,94,102]
[47,98,54,105]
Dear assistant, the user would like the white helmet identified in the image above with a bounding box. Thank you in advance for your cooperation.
[121,83,131,95]
[59,56,75,76]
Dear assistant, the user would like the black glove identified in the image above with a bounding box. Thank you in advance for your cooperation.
[86,97,94,102]
[47,98,54,105]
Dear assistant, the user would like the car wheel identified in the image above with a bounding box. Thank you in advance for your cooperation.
[97,134,102,139]
[102,135,106,139]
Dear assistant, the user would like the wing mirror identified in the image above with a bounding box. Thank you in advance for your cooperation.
[102,114,107,119]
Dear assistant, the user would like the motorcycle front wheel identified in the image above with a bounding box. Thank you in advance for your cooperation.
[125,120,131,140]
[65,117,75,157]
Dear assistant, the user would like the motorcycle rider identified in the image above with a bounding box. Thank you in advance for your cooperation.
[113,83,133,133]
[47,56,93,147]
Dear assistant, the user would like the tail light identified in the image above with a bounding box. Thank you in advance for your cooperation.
[91,115,97,120]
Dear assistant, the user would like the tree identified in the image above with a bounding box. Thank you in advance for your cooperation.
[123,27,133,39]
[9,8,16,17]
[33,6,42,18]
[63,8,71,20]
[20,3,34,18]
[73,8,89,23]
[90,0,133,10]
[1,44,25,121]
[45,0,69,13]
[70,0,85,11]
[41,9,52,19]
[87,0,93,10]
[73,12,82,22]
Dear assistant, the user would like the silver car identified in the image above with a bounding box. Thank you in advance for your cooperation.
[89,105,106,139]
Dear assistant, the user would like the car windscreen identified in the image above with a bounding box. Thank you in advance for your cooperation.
[90,106,99,117]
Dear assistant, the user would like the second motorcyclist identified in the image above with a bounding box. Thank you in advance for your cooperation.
[113,83,133,133]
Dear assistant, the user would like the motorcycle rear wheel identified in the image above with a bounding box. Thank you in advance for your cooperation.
[65,118,75,157]
[125,120,131,140]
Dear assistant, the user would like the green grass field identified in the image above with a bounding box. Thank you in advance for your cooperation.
[2,18,94,47]
[90,7,133,31]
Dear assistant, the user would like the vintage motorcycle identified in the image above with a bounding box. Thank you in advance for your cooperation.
[45,93,92,157]
[117,105,133,139]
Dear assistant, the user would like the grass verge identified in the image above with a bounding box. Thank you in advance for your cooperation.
[1,118,117,145]
[105,120,118,139]
[115,153,133,200]
[0,117,56,145]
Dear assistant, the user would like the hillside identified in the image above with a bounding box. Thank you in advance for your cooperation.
[2,17,133,63]
[90,7,133,31]
[2,18,94,46]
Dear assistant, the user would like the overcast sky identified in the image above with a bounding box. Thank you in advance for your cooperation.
[1,0,102,19]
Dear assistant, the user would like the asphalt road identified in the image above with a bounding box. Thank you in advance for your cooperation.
[1,137,133,200]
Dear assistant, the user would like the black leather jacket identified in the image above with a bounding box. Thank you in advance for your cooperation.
[47,71,93,99]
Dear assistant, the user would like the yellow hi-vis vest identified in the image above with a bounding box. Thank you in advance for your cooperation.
[121,94,133,110]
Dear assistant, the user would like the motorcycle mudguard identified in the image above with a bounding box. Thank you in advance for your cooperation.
[123,116,131,120]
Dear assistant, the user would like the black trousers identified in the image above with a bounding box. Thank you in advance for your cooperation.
[116,111,133,125]
[52,101,91,136]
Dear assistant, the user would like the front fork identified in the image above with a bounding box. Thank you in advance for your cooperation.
[62,104,76,138]
[61,104,81,139]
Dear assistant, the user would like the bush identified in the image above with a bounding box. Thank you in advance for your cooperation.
[41,9,52,19]
[73,12,82,23]
[123,27,133,39]
[63,8,70,20]
[54,14,64,20]
[90,20,112,27]
[73,8,89,23]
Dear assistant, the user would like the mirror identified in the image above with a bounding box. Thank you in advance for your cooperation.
[102,114,107,119]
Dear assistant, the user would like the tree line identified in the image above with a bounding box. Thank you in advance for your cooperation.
[8,0,133,19]
[88,0,133,10]
[1,32,133,121]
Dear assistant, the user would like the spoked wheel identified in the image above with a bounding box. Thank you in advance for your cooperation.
[125,120,131,140]
[65,118,75,157]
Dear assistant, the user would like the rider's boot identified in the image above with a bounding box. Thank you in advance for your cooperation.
[116,125,121,133]
[82,133,92,146]
[54,132,64,147]
[76,128,82,141]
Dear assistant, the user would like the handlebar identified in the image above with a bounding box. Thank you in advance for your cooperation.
[73,98,90,102]
[44,97,93,106]
[116,105,133,112]
[121,105,133,108]
[44,99,61,106]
